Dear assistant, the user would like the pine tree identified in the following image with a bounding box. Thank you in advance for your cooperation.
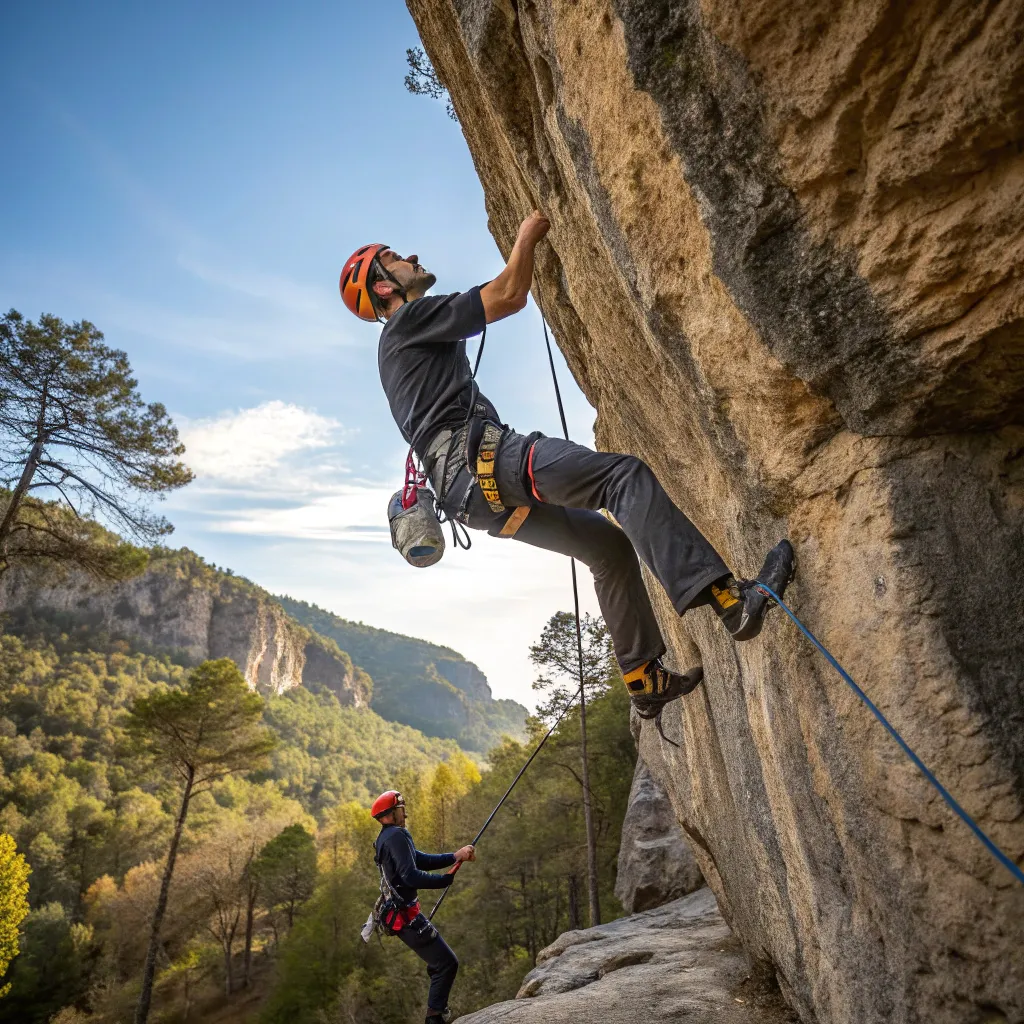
[253,824,318,932]
[126,659,276,1024]
[530,612,615,928]
[0,310,192,577]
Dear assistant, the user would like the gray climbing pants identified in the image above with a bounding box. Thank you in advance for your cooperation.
[439,430,729,674]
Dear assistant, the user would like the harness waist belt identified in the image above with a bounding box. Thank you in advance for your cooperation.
[422,418,532,537]
[474,421,504,513]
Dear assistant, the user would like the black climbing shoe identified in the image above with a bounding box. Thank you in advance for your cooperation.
[623,658,704,719]
[425,1009,452,1024]
[710,539,795,642]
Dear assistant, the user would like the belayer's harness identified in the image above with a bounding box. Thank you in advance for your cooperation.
[366,833,422,941]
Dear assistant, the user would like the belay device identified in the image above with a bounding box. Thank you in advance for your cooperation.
[388,450,445,568]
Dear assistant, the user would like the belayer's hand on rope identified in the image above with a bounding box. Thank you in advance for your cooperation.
[439,844,476,888]
[428,694,580,921]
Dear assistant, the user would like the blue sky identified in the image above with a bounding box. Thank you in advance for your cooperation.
[1,0,600,708]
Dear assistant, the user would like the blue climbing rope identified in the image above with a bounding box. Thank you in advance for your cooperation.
[754,583,1024,887]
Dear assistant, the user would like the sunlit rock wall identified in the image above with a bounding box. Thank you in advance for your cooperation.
[0,559,367,703]
[406,0,1024,1021]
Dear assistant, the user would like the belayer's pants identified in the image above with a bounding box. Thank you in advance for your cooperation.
[397,913,459,1014]
[440,431,730,674]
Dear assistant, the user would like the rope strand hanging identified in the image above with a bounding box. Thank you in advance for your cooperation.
[430,296,591,921]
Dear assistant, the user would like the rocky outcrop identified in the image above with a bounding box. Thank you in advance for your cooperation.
[457,888,797,1023]
[406,2,1024,1022]
[616,756,703,913]
[0,551,368,703]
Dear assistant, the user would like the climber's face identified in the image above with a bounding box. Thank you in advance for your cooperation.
[377,249,436,295]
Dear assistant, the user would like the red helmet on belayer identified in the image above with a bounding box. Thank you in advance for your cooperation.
[371,790,405,820]
[340,244,407,322]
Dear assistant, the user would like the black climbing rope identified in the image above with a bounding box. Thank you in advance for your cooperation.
[427,687,579,921]
[429,297,593,922]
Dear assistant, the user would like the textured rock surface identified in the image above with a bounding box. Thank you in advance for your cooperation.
[407,1,1024,1021]
[457,888,797,1023]
[616,755,704,913]
[0,554,367,701]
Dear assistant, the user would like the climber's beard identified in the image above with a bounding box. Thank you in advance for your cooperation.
[411,264,437,292]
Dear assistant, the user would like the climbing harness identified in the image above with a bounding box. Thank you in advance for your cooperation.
[427,688,581,922]
[363,837,422,943]
[473,420,505,513]
[755,582,1024,887]
[387,319,534,560]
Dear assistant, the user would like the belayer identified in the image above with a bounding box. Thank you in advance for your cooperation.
[340,211,795,719]
[369,790,476,1024]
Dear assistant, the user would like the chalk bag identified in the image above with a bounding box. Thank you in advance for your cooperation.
[388,487,445,567]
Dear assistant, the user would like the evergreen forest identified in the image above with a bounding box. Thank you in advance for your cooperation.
[0,616,635,1023]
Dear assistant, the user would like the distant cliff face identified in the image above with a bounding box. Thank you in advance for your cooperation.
[408,2,1024,1022]
[277,596,528,751]
[0,550,368,704]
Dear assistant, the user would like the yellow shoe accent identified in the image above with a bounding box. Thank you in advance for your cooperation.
[623,661,653,695]
[711,582,739,610]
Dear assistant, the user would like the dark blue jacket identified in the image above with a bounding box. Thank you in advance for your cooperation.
[374,825,456,905]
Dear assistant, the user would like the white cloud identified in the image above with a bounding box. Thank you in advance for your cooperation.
[207,486,395,540]
[179,401,342,486]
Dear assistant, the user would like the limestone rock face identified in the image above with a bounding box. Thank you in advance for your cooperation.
[0,554,366,702]
[616,756,704,913]
[406,1,1024,1021]
[457,888,797,1023]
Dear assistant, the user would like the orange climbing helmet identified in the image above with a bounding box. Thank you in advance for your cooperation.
[371,790,405,820]
[340,243,396,322]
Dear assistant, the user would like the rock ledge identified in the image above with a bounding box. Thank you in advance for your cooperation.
[456,889,797,1023]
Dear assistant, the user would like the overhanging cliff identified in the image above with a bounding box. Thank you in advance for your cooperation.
[406,1,1024,1021]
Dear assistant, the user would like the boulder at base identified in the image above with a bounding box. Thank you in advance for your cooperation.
[456,888,797,1023]
[616,756,704,913]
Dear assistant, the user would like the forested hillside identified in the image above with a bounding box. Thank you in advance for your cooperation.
[0,626,466,1022]
[278,597,528,751]
[0,532,527,751]
[0,620,635,1023]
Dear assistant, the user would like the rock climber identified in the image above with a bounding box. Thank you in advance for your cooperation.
[372,790,475,1024]
[340,211,795,720]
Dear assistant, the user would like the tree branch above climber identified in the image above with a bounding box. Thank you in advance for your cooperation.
[338,210,795,724]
